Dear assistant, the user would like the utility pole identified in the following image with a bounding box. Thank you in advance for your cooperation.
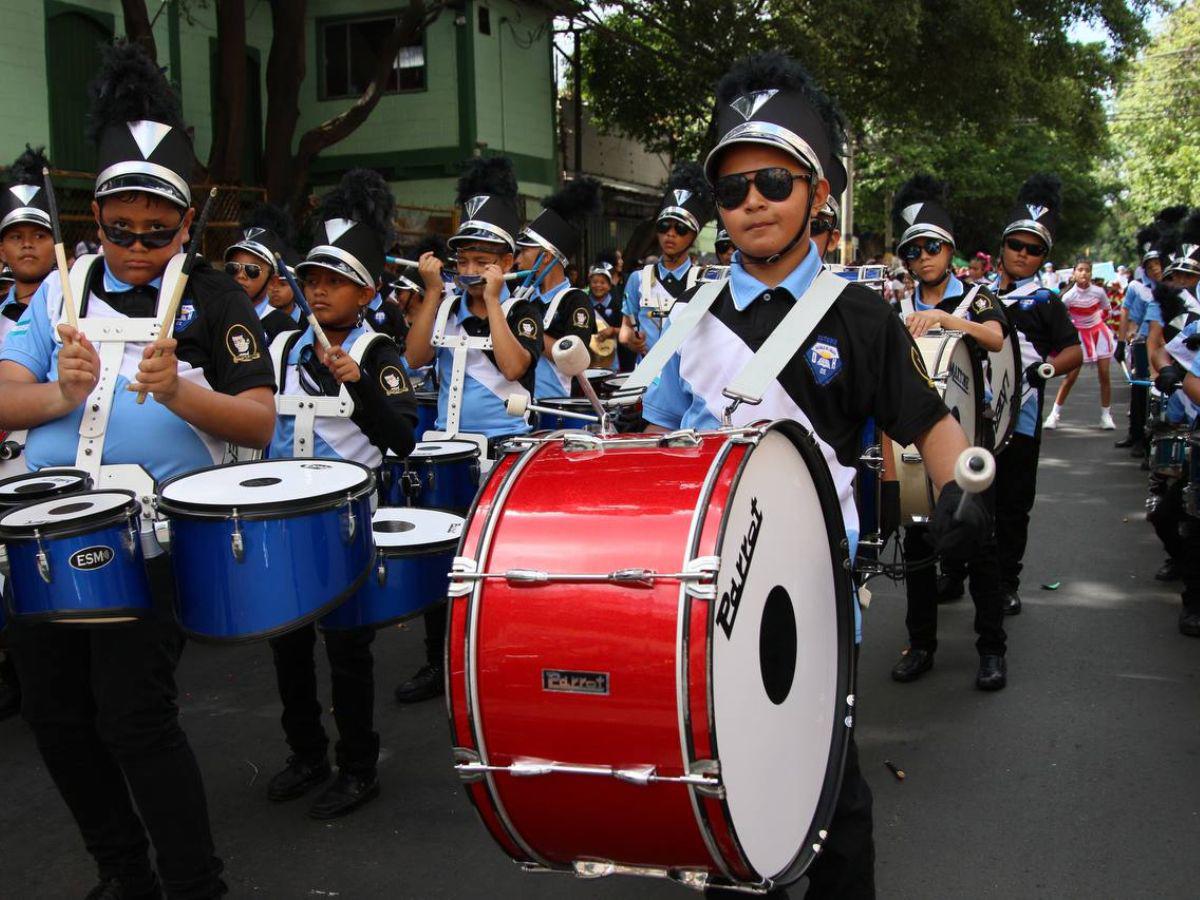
[572,23,583,174]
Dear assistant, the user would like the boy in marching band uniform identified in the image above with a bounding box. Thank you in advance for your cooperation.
[0,42,277,898]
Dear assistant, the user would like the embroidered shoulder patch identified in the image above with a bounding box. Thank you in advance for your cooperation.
[572,307,590,328]
[806,335,842,386]
[972,295,990,315]
[379,365,408,396]
[226,323,261,362]
[175,302,197,332]
[517,317,538,338]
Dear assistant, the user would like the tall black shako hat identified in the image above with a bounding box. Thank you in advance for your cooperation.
[1,145,53,235]
[1165,208,1200,278]
[1003,173,1061,252]
[299,168,395,289]
[892,175,954,251]
[706,51,836,189]
[657,161,712,233]
[820,156,847,223]
[1136,223,1161,266]
[517,177,602,265]
[88,41,193,209]
[1152,205,1188,271]
[451,157,520,253]
[226,204,295,275]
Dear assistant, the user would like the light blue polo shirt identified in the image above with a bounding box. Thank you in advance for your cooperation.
[621,258,692,353]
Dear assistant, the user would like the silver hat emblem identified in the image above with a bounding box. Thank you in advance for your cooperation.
[244,227,266,240]
[730,89,779,121]
[127,120,173,159]
[1026,204,1048,221]
[9,185,41,205]
[464,195,488,218]
[901,203,923,226]
[673,189,693,206]
[324,218,355,243]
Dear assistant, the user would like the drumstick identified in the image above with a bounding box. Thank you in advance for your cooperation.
[135,187,219,404]
[41,167,77,331]
[385,256,534,282]
[273,251,332,353]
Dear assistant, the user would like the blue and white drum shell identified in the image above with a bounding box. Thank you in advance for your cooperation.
[415,390,439,439]
[379,441,480,513]
[157,459,376,643]
[0,468,93,510]
[0,490,151,625]
[321,507,463,630]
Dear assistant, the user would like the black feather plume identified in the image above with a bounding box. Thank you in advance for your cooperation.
[1153,282,1187,324]
[86,40,184,145]
[319,168,396,245]
[541,177,602,222]
[1016,173,1062,212]
[715,50,845,155]
[413,233,450,263]
[6,145,51,186]
[456,157,517,206]
[1155,205,1189,228]
[1180,209,1200,247]
[1136,223,1160,249]
[891,174,948,233]
[243,203,295,247]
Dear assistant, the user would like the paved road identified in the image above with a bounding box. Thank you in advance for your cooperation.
[2,375,1197,898]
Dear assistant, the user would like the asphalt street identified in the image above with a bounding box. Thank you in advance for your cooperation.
[2,373,1197,899]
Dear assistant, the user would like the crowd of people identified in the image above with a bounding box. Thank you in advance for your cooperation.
[0,36,1189,900]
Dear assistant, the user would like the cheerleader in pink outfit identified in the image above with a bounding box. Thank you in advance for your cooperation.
[1045,258,1116,429]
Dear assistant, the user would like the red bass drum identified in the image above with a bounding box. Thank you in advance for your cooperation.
[446,421,857,891]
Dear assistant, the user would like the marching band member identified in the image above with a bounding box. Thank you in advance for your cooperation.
[645,51,989,898]
[259,246,305,343]
[265,169,417,819]
[397,156,543,705]
[513,177,601,400]
[715,227,735,266]
[0,41,278,898]
[813,157,845,261]
[886,175,1010,690]
[991,174,1082,616]
[1145,212,1200,367]
[618,161,713,358]
[587,255,623,371]
[1043,259,1117,430]
[1173,334,1200,635]
[223,204,299,343]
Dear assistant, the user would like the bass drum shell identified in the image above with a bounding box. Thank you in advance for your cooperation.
[986,327,1022,453]
[447,422,854,888]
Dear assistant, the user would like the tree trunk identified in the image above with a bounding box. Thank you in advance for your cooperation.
[121,0,157,61]
[283,1,446,211]
[207,0,248,184]
[264,0,306,206]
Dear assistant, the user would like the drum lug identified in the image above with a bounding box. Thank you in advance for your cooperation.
[426,468,437,492]
[688,759,725,798]
[683,555,720,600]
[660,430,702,449]
[469,461,481,485]
[375,560,387,587]
[122,518,139,560]
[401,471,422,502]
[562,433,604,453]
[230,511,245,563]
[340,494,357,543]
[858,444,883,471]
[452,747,484,782]
[448,556,477,597]
[34,529,51,584]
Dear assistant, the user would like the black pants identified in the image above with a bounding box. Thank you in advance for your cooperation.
[1178,513,1200,616]
[422,603,447,665]
[1147,479,1200,615]
[7,557,224,899]
[903,513,1006,656]
[1147,474,1184,560]
[1129,383,1148,442]
[269,622,378,776]
[995,432,1041,594]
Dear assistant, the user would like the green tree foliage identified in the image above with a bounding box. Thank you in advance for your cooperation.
[580,0,1151,258]
[1111,2,1200,222]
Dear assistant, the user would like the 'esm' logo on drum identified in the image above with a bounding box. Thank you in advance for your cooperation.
[69,546,114,571]
[716,498,764,639]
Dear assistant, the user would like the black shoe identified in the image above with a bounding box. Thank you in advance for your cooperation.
[267,755,331,802]
[891,648,934,683]
[0,680,19,721]
[307,770,380,820]
[84,876,163,900]
[1155,559,1181,581]
[1180,611,1200,637]
[393,662,444,704]
[976,654,1007,691]
[1002,592,1022,616]
[936,575,965,604]
[1114,435,1136,448]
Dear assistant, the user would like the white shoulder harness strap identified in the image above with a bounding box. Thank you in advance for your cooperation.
[950,284,983,320]
[430,292,520,437]
[272,330,387,458]
[623,275,729,392]
[724,268,849,405]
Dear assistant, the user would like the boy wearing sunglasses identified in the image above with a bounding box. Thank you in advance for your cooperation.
[1115,223,1165,453]
[887,175,1011,691]
[619,162,713,358]
[224,204,302,343]
[812,157,846,261]
[0,42,278,899]
[646,52,988,899]
[991,174,1081,616]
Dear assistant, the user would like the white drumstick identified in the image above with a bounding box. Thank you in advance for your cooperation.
[551,335,591,378]
[953,447,995,521]
[1037,361,1055,381]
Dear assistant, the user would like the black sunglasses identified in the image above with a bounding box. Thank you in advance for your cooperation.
[656,220,694,236]
[1005,237,1047,257]
[811,218,835,236]
[712,167,809,210]
[900,238,947,262]
[225,261,265,280]
[100,221,184,250]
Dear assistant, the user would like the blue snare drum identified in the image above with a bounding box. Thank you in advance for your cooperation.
[379,440,480,513]
[415,389,438,439]
[1151,427,1188,475]
[0,490,151,624]
[321,507,463,630]
[158,459,376,642]
[0,468,93,510]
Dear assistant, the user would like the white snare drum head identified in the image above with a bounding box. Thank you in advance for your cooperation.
[407,440,480,459]
[372,507,463,549]
[0,490,132,529]
[160,459,369,508]
[0,471,87,498]
[712,429,840,879]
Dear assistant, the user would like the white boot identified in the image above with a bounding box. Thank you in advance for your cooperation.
[1099,408,1115,430]
[1044,405,1062,429]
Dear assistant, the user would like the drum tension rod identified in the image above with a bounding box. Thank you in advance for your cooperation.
[448,556,720,589]
[453,752,723,793]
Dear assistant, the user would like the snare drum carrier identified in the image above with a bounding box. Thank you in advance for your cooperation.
[425,288,529,460]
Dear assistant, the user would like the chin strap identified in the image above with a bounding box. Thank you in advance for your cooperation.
[734,175,817,266]
[917,268,952,288]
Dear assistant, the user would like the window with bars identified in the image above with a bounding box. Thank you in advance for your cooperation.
[319,15,427,100]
